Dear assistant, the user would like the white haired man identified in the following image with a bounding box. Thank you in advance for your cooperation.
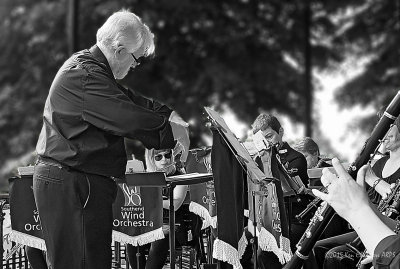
[33,10,189,269]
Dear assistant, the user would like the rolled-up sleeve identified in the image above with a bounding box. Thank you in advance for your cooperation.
[373,235,400,268]
[82,68,175,149]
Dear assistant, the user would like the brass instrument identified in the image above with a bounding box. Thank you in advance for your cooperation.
[283,90,400,269]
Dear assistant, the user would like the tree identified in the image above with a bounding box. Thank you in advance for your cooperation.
[0,0,378,187]
[333,0,400,130]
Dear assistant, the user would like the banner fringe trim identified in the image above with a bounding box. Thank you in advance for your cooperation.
[9,230,46,251]
[237,231,248,259]
[189,201,217,229]
[112,227,164,246]
[258,227,292,264]
[213,238,243,269]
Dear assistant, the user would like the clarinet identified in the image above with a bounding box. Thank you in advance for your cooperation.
[284,90,400,269]
[295,158,332,222]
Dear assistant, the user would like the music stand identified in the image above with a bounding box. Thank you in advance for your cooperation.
[166,173,213,269]
[121,172,167,269]
[0,192,9,257]
[205,107,274,269]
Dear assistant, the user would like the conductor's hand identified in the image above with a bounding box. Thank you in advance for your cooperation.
[169,112,190,162]
[312,158,370,222]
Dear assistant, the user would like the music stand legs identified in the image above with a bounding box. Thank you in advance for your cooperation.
[169,184,176,269]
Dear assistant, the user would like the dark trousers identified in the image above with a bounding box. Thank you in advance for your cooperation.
[33,161,117,269]
[25,246,48,269]
[312,231,357,268]
[323,244,360,269]
[126,226,171,269]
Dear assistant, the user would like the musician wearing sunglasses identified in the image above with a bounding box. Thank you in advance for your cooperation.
[127,148,201,269]
[33,10,190,269]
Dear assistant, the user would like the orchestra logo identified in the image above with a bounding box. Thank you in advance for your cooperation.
[121,184,142,206]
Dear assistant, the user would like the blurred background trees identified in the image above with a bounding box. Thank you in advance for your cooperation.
[0,0,399,191]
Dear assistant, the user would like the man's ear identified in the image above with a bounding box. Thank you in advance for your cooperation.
[114,44,125,57]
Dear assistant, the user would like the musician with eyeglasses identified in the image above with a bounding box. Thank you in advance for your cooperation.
[311,118,400,269]
[127,148,202,269]
[33,10,189,269]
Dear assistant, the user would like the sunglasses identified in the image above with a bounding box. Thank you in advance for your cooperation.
[154,152,172,161]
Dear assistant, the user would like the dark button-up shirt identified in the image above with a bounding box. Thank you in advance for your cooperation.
[278,142,309,186]
[373,234,400,268]
[36,45,175,178]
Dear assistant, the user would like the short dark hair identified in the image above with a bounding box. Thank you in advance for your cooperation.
[293,137,320,156]
[252,113,281,134]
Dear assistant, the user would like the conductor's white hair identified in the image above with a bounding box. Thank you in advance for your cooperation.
[96,9,155,56]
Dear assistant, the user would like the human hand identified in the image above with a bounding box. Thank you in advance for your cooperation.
[170,121,190,162]
[359,254,373,265]
[312,158,370,222]
[169,111,189,127]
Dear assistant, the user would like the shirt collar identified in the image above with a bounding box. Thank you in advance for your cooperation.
[89,45,115,81]
[278,142,288,154]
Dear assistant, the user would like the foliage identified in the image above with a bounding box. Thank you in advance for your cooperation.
[333,0,400,127]
[0,0,396,188]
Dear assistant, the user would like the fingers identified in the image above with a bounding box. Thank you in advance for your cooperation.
[312,189,329,201]
[180,148,188,162]
[360,255,373,264]
[321,167,337,187]
[331,158,349,180]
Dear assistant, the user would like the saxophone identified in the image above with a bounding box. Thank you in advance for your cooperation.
[283,90,400,269]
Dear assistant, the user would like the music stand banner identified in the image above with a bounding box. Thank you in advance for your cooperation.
[189,181,217,229]
[9,175,46,251]
[112,183,164,246]
[211,131,246,269]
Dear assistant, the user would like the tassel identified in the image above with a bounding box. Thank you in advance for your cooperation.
[213,238,243,269]
[9,230,46,251]
[189,201,217,229]
[112,227,164,246]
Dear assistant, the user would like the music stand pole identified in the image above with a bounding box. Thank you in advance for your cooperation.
[0,197,7,256]
[169,183,177,269]
[251,190,258,269]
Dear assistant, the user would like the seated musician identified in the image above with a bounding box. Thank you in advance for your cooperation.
[292,137,331,170]
[127,148,201,269]
[314,158,400,269]
[241,113,310,269]
[293,137,348,231]
[312,119,400,269]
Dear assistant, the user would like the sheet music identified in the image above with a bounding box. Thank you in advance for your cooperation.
[204,107,267,182]
[253,130,270,152]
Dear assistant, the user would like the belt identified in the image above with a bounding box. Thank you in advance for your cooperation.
[37,156,117,182]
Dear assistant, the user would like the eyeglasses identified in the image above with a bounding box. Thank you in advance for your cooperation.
[154,152,172,161]
[131,54,144,66]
